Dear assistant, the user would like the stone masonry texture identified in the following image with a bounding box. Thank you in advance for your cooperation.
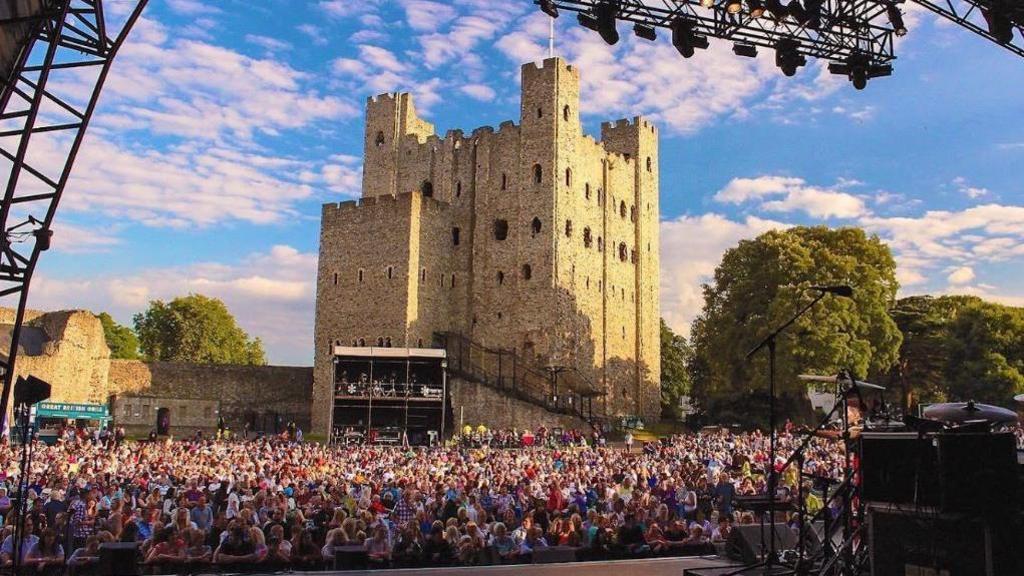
[313,58,662,437]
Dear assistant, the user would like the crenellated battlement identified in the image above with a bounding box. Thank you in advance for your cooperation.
[367,92,398,105]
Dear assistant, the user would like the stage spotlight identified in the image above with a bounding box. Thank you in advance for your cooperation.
[634,23,657,40]
[671,17,710,58]
[983,8,1014,44]
[829,54,891,89]
[33,228,52,251]
[539,0,559,18]
[774,39,805,76]
[787,0,807,23]
[727,0,744,14]
[578,2,620,45]
[749,0,766,18]
[803,0,823,27]
[886,4,907,36]
[733,43,758,57]
[701,0,716,8]
[765,0,788,19]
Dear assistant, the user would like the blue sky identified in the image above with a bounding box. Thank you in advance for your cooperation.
[24,0,1024,365]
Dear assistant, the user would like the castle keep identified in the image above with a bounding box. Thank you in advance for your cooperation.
[312,58,661,435]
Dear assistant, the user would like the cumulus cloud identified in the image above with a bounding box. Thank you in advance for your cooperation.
[946,266,975,285]
[715,176,868,219]
[660,213,789,335]
[460,83,496,101]
[29,246,318,365]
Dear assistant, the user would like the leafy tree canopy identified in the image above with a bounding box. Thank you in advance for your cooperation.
[133,294,266,365]
[689,226,902,424]
[660,319,692,419]
[96,312,139,360]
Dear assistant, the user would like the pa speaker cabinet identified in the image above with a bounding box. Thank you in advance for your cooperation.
[859,431,939,507]
[98,542,140,576]
[935,432,1018,514]
[725,523,796,564]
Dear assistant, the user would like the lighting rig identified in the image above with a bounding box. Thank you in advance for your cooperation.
[536,0,1023,89]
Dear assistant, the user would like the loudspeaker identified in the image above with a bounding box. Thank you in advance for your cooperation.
[936,432,1018,514]
[532,546,578,564]
[98,542,140,576]
[333,545,368,570]
[859,432,939,506]
[13,375,50,406]
[725,523,797,564]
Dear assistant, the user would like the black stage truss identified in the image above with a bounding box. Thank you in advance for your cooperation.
[0,0,147,424]
[537,0,1023,87]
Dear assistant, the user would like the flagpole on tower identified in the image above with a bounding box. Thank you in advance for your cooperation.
[549,17,555,58]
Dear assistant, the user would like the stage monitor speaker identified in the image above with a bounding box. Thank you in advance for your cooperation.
[725,523,797,564]
[532,545,578,564]
[936,432,1018,515]
[860,431,939,506]
[333,545,368,570]
[869,506,1023,576]
[13,375,50,406]
[98,542,140,576]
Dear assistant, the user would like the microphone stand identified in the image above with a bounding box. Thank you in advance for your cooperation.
[727,290,827,575]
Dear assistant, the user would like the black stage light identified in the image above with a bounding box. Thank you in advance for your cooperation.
[803,0,823,27]
[733,43,758,57]
[983,8,1014,44]
[749,0,766,18]
[595,1,620,45]
[633,23,657,40]
[787,0,807,23]
[671,17,709,58]
[765,0,788,20]
[774,38,805,76]
[33,228,52,251]
[727,0,744,14]
[830,54,890,90]
[886,4,907,36]
[539,0,559,18]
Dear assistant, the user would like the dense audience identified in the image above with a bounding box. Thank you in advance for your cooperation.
[0,422,982,574]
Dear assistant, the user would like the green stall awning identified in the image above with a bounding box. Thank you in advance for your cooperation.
[35,401,110,421]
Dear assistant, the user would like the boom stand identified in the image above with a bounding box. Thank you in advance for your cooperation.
[727,291,827,575]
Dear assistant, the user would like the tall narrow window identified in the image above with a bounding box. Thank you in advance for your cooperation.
[450,274,456,288]
[619,242,628,262]
[522,264,532,280]
[386,266,393,279]
[375,131,385,147]
[533,164,542,184]
[333,272,338,285]
[497,271,505,285]
[620,201,627,218]
[421,268,426,282]
[456,181,462,197]
[536,107,543,118]
[531,217,542,237]
[493,219,509,241]
[585,183,591,200]
[421,180,434,197]
[597,237,603,252]
[646,156,652,172]
[452,227,461,246]
[501,173,507,190]
[565,168,571,187]
[583,227,592,248]
[563,105,570,121]
[565,219,573,237]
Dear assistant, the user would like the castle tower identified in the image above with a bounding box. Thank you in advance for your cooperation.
[312,58,661,437]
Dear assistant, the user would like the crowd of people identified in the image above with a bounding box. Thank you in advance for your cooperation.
[0,425,858,574]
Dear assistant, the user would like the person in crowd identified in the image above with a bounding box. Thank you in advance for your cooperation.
[26,528,64,574]
[0,517,39,568]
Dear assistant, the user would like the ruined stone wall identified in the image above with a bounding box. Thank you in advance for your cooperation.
[448,377,588,432]
[108,360,312,437]
[313,57,662,436]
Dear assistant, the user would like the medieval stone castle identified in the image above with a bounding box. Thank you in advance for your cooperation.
[312,58,662,436]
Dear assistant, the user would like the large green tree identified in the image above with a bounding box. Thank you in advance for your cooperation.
[96,312,139,359]
[133,294,266,365]
[689,226,903,425]
[660,319,692,419]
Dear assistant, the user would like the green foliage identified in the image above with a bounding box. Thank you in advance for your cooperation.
[133,294,266,365]
[660,319,692,420]
[689,226,903,425]
[889,295,1024,406]
[96,312,139,359]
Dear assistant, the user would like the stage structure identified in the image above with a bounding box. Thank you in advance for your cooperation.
[536,0,1023,89]
[0,0,148,424]
[329,346,448,446]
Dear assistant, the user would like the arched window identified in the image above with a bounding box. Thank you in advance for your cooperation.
[452,227,460,246]
[501,173,507,190]
[497,271,505,285]
[533,164,542,184]
[619,242,627,262]
[386,266,393,279]
[646,156,652,172]
[376,337,384,347]
[565,219,573,237]
[563,105,570,121]
[583,227,592,248]
[421,180,434,197]
[385,337,392,347]
[565,168,571,187]
[522,264,532,280]
[585,183,591,200]
[358,338,366,347]
[620,200,627,218]
[493,219,509,241]
[456,180,462,198]
[375,131,385,147]
[531,217,542,237]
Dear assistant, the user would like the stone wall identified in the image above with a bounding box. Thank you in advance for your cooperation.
[313,57,662,436]
[108,360,313,437]
[448,377,587,432]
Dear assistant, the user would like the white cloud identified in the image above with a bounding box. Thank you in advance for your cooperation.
[29,246,318,365]
[715,176,868,219]
[460,83,496,101]
[296,24,328,46]
[166,0,220,15]
[660,213,789,335]
[952,176,988,199]
[946,266,975,285]
[244,34,293,54]
[331,46,443,113]
[400,0,458,32]
[50,223,121,254]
